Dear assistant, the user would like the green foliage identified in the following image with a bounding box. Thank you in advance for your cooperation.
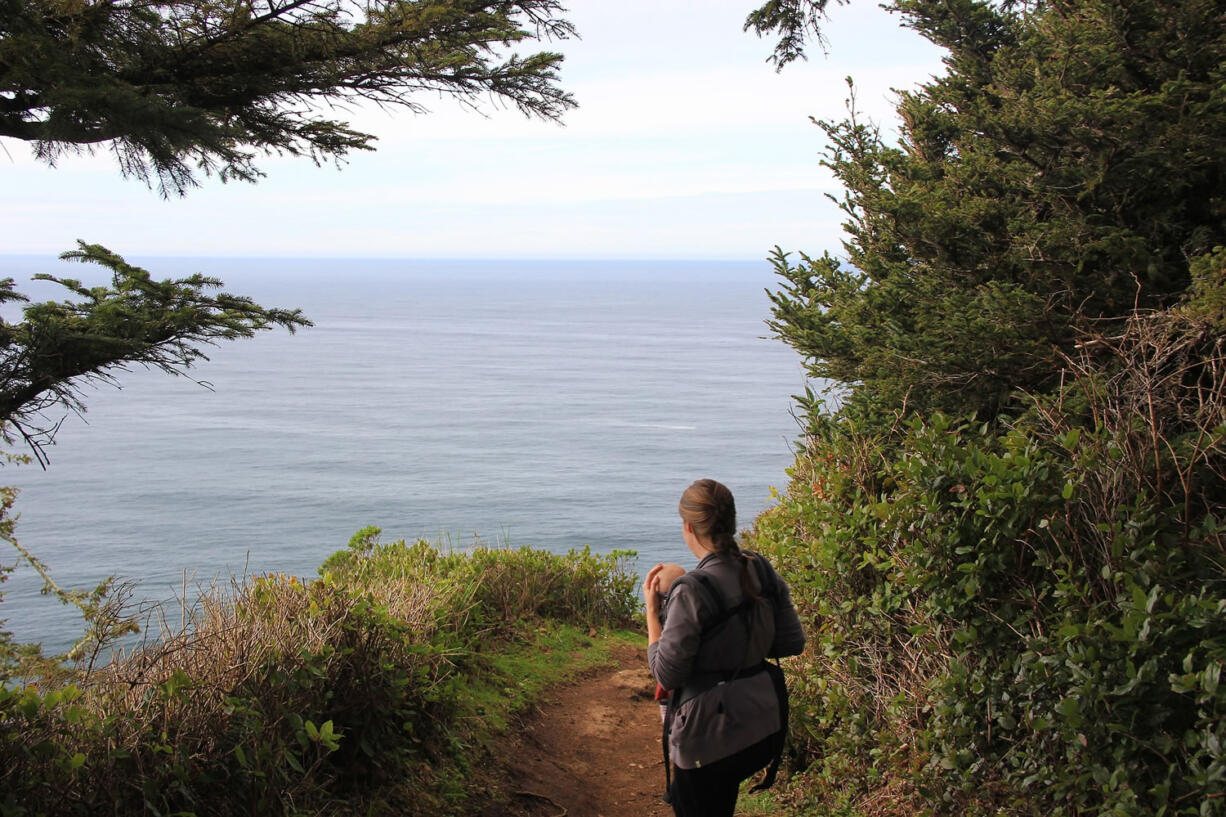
[0,482,140,681]
[747,404,1226,816]
[0,539,640,816]
[0,448,137,684]
[765,0,1226,420]
[747,290,1226,815]
[747,256,1226,817]
[1183,247,1226,329]
[320,529,640,632]
[746,1,1226,814]
[0,448,23,664]
[0,489,16,678]
[0,0,576,195]
[0,244,310,460]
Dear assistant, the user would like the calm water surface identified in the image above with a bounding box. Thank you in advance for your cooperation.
[0,257,808,650]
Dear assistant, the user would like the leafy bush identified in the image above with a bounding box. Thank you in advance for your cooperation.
[747,305,1226,816]
[320,529,639,632]
[0,538,638,816]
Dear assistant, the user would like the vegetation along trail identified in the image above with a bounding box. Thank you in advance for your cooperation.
[483,641,672,817]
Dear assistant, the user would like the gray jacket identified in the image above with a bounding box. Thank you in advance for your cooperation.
[647,551,805,769]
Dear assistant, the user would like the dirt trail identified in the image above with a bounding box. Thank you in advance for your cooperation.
[480,641,673,817]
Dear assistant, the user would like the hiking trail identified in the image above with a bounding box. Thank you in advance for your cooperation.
[480,640,673,817]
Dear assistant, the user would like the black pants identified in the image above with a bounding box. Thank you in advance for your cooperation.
[668,732,778,817]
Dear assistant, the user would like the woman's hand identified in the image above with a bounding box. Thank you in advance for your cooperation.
[643,565,663,614]
[643,563,676,646]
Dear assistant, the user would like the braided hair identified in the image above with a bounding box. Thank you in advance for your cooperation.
[679,478,759,601]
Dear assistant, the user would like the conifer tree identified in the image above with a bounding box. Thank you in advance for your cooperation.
[744,4,1226,813]
[0,0,576,446]
[1,0,575,195]
[754,0,1226,418]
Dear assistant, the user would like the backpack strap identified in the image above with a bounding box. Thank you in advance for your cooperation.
[684,553,779,637]
[748,658,789,792]
[689,572,737,637]
[662,698,673,803]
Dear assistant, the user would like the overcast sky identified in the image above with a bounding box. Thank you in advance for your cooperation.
[1,1,945,260]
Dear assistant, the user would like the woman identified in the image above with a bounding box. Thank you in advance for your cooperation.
[644,478,806,817]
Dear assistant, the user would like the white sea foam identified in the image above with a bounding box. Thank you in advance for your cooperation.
[604,420,698,431]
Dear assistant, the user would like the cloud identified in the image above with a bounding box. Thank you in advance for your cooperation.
[0,0,945,259]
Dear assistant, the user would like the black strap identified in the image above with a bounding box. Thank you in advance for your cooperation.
[748,658,789,792]
[689,572,743,642]
[662,691,676,803]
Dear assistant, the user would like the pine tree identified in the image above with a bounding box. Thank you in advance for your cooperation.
[756,0,1226,418]
[1,0,575,195]
[0,243,311,458]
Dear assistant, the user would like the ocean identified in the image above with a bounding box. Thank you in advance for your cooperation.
[0,257,808,651]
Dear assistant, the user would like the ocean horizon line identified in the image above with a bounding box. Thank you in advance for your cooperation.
[0,252,784,265]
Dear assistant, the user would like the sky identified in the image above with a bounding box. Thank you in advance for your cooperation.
[1,1,946,260]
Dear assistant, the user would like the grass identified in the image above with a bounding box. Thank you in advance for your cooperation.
[458,622,638,733]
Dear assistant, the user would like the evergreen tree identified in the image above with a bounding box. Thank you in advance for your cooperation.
[755,0,1226,419]
[0,244,311,459]
[1,0,575,195]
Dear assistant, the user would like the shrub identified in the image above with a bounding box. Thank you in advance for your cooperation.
[747,302,1226,816]
[0,539,638,816]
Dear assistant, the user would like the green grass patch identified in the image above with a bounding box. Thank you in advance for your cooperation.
[461,622,638,733]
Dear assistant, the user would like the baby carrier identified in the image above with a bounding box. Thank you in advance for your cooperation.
[660,555,790,802]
